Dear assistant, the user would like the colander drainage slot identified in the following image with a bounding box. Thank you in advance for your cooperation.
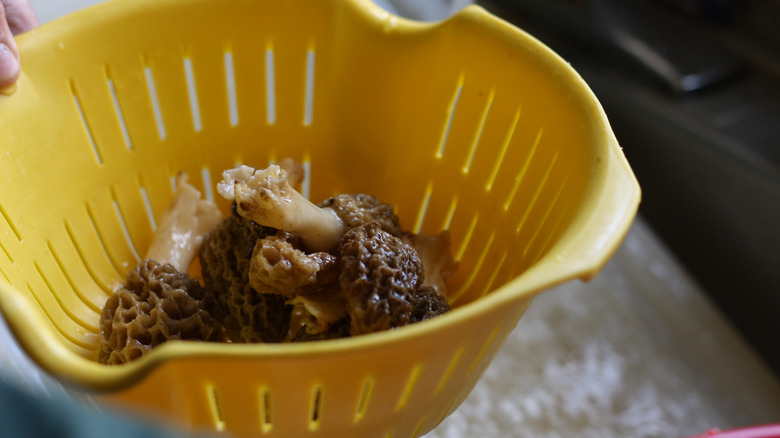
[485,107,521,192]
[396,364,422,412]
[258,387,273,433]
[480,249,508,298]
[442,196,458,231]
[200,167,215,203]
[521,170,565,258]
[303,46,315,126]
[301,155,311,200]
[105,67,133,150]
[412,182,434,234]
[64,218,117,292]
[462,88,494,174]
[183,57,202,133]
[138,185,157,231]
[309,385,323,431]
[224,51,238,127]
[353,376,375,423]
[436,73,464,159]
[0,237,12,265]
[454,213,479,262]
[85,203,127,276]
[143,65,167,140]
[514,148,558,235]
[0,203,21,242]
[535,197,573,265]
[265,44,276,125]
[451,230,495,304]
[468,326,500,375]
[435,348,464,395]
[70,81,102,165]
[503,127,543,211]
[25,279,93,349]
[110,191,141,263]
[206,384,226,431]
[437,398,457,427]
[47,241,102,313]
[412,416,428,438]
[33,261,98,332]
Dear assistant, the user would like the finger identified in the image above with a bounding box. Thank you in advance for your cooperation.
[0,3,22,89]
[2,0,39,35]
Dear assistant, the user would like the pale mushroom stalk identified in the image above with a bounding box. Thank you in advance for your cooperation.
[217,164,347,252]
[99,173,223,365]
[146,173,222,271]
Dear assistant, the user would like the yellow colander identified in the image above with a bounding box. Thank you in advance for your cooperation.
[0,0,639,436]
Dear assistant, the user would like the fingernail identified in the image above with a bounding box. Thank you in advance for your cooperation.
[0,42,21,90]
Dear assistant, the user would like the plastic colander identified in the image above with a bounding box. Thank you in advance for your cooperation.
[0,0,640,436]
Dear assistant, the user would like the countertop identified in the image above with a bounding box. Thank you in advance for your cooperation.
[2,1,780,437]
[429,217,780,437]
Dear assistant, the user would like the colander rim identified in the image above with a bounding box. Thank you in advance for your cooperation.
[1,0,640,391]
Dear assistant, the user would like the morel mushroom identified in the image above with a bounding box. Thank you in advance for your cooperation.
[98,174,222,364]
[199,204,292,343]
[338,222,450,336]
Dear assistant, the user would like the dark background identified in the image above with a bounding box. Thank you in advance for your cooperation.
[481,0,780,377]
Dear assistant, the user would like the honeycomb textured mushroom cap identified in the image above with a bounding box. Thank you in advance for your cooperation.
[199,204,291,343]
[248,231,340,297]
[319,193,403,238]
[339,222,450,336]
[98,259,222,365]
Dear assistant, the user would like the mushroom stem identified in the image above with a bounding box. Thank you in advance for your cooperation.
[217,165,347,252]
[146,173,222,271]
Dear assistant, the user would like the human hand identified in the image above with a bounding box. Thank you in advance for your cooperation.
[1,0,39,89]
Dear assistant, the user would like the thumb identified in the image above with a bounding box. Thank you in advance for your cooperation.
[0,5,21,89]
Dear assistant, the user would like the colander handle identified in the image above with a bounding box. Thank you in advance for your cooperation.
[0,284,122,389]
[520,134,640,293]
[565,136,641,281]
